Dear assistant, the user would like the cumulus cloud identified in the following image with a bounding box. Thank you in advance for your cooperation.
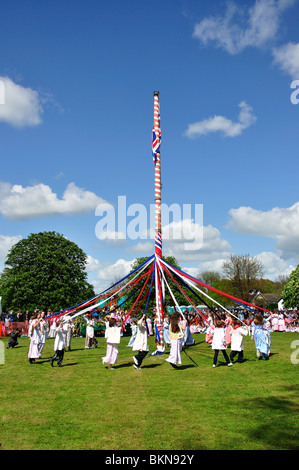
[0,234,22,259]
[88,257,136,293]
[227,202,299,261]
[255,251,295,278]
[163,223,232,263]
[87,220,231,292]
[193,0,295,55]
[127,217,231,264]
[0,76,44,127]
[227,202,299,237]
[184,101,256,138]
[86,255,101,273]
[0,181,108,220]
[272,42,299,78]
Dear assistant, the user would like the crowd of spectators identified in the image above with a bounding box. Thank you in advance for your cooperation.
[184,307,299,334]
[0,305,298,339]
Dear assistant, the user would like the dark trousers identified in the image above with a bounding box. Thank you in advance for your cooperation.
[51,349,65,365]
[230,350,244,362]
[134,350,148,367]
[213,349,230,365]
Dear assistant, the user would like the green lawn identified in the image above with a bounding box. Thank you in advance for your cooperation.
[1,332,298,450]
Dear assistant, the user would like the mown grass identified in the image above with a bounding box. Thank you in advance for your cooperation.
[0,332,298,450]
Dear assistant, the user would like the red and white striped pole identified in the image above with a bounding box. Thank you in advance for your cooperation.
[154,91,162,255]
[153,91,164,352]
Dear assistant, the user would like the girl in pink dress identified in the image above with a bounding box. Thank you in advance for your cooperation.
[205,312,214,344]
[271,313,279,332]
[146,317,153,335]
[278,313,286,332]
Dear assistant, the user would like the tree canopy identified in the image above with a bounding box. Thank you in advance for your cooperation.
[0,231,95,312]
[281,265,299,308]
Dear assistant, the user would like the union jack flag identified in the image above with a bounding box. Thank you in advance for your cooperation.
[152,127,160,163]
[152,107,161,163]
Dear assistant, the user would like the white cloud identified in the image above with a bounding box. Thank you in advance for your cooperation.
[0,234,22,259]
[163,223,232,263]
[88,257,136,293]
[86,255,101,273]
[183,259,229,281]
[0,76,44,127]
[96,258,135,281]
[272,42,299,78]
[184,101,256,138]
[127,218,231,263]
[227,202,299,261]
[193,0,295,55]
[227,202,299,237]
[256,251,295,278]
[0,181,108,220]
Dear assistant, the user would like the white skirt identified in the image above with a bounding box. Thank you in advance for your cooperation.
[102,343,118,365]
[166,339,182,365]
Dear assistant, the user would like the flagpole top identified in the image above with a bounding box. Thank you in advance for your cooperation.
[153,91,159,97]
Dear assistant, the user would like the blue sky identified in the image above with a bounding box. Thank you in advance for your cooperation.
[0,0,299,293]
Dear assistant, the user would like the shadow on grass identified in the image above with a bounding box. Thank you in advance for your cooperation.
[59,362,78,367]
[142,363,165,369]
[111,362,135,369]
[175,364,196,370]
[113,362,164,370]
[29,359,50,365]
[241,385,299,450]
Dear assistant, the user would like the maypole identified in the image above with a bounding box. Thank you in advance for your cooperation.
[152,91,165,354]
[45,92,273,346]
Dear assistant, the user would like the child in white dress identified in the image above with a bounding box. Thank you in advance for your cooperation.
[102,318,121,369]
[211,320,233,368]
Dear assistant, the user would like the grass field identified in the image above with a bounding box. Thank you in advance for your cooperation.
[0,332,298,451]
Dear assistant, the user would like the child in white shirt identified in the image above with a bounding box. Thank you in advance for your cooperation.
[211,320,233,368]
[229,320,248,363]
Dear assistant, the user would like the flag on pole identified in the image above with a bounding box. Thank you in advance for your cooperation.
[152,95,161,163]
[152,127,160,163]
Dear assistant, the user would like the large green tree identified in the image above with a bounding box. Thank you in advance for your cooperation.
[0,231,95,312]
[281,265,299,308]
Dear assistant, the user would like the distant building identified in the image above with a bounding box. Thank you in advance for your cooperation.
[250,290,281,308]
